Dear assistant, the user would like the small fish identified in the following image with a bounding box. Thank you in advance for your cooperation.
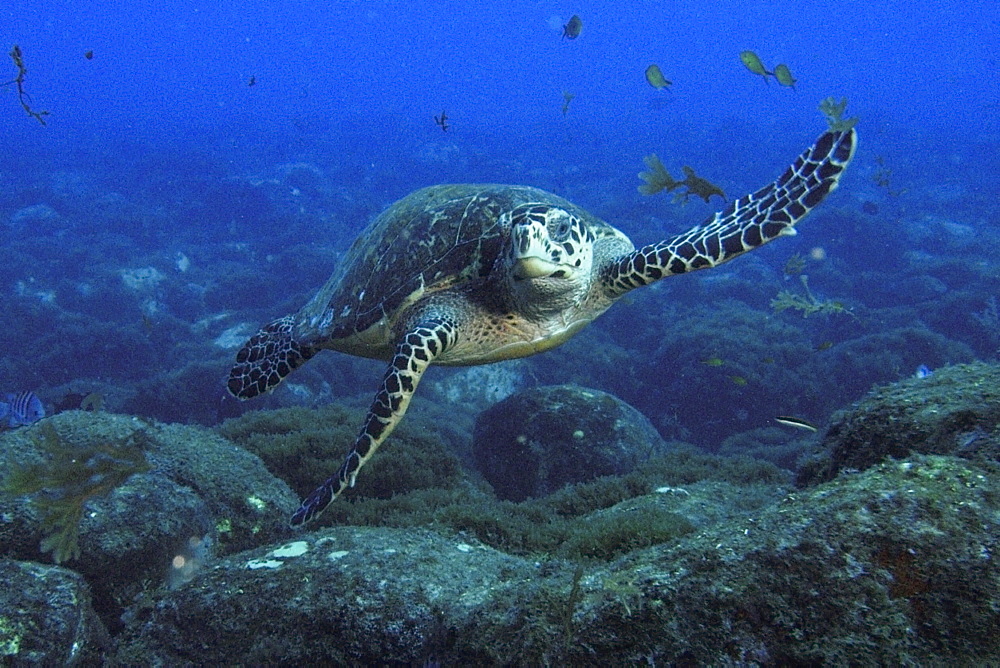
[739,50,773,82]
[561,90,575,116]
[0,391,45,428]
[814,340,834,352]
[434,111,449,132]
[775,416,818,432]
[84,50,94,60]
[645,64,671,90]
[914,364,933,379]
[562,15,582,39]
[702,356,725,367]
[773,63,796,89]
[729,375,748,386]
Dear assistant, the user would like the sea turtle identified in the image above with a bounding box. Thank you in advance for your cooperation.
[228,127,857,526]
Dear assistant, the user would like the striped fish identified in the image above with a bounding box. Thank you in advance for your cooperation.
[0,391,45,428]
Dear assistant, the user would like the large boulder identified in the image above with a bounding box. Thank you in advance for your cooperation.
[472,384,669,500]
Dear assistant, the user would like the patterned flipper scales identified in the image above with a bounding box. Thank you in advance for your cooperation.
[227,316,317,399]
[290,316,458,526]
[604,128,857,295]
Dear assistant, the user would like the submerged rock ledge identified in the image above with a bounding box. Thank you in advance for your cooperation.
[110,455,1000,665]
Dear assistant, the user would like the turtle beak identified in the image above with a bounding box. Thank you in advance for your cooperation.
[514,256,563,280]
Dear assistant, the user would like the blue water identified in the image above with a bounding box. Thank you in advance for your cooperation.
[1,1,998,436]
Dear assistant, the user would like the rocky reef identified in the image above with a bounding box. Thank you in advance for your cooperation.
[2,367,1000,663]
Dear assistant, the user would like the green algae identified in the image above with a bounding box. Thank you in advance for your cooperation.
[771,274,851,317]
[2,421,152,564]
[799,361,1000,485]
[217,404,466,500]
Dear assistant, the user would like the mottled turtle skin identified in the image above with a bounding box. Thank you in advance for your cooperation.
[229,127,857,526]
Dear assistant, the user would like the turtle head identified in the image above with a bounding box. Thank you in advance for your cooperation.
[505,204,595,309]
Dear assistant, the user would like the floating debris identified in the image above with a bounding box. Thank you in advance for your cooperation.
[638,155,726,203]
[771,275,851,318]
[561,90,575,116]
[562,15,583,39]
[434,110,449,132]
[644,64,671,90]
[783,253,807,276]
[819,96,857,132]
[872,155,907,197]
[248,75,256,87]
[84,50,93,60]
[2,44,50,125]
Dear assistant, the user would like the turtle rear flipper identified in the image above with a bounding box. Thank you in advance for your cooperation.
[605,128,857,295]
[227,316,318,400]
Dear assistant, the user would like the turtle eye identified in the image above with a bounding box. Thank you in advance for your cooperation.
[549,215,573,241]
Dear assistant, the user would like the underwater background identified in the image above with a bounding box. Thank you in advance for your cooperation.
[2,0,1000,664]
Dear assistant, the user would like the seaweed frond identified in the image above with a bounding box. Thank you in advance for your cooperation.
[638,154,725,203]
[677,165,726,204]
[771,274,852,318]
[783,253,807,276]
[637,153,677,195]
[2,422,152,563]
[819,96,856,132]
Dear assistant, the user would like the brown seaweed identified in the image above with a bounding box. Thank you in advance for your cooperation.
[638,154,726,203]
[1,45,49,125]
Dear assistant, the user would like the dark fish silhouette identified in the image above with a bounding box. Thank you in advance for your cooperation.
[434,111,449,132]
[562,15,582,39]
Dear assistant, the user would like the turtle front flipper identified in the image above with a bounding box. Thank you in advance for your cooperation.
[604,128,857,296]
[290,315,459,526]
[227,316,318,399]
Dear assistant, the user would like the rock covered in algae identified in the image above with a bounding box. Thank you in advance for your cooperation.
[0,410,298,631]
[108,455,1000,665]
[0,558,108,665]
[472,384,669,501]
[798,362,1000,485]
